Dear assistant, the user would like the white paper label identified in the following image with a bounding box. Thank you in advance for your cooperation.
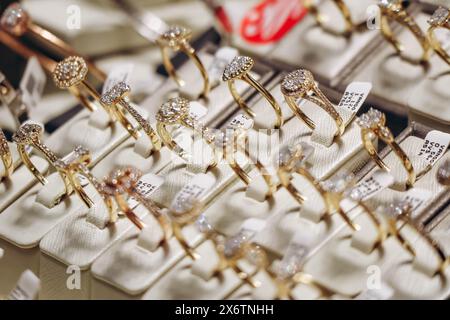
[19,57,46,109]
[128,173,164,210]
[7,270,40,300]
[417,130,450,167]
[170,173,216,212]
[227,113,254,130]
[351,170,395,202]
[402,188,432,218]
[355,283,394,300]
[189,101,208,120]
[102,63,134,94]
[338,82,372,114]
[208,47,239,83]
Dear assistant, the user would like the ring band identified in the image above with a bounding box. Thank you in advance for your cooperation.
[156,26,210,97]
[225,129,277,198]
[357,108,416,189]
[100,82,162,149]
[281,69,345,137]
[378,0,431,64]
[0,3,106,82]
[303,0,354,37]
[427,7,450,66]
[223,56,283,129]
[156,97,217,170]
[0,129,13,179]
[12,121,72,196]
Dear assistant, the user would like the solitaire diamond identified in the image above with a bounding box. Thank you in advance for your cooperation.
[53,56,88,89]
[156,97,190,124]
[12,121,43,144]
[437,159,450,186]
[100,82,130,106]
[428,7,450,26]
[158,25,191,48]
[281,69,315,96]
[277,142,314,169]
[356,108,384,129]
[196,214,213,234]
[0,3,29,36]
[222,56,254,81]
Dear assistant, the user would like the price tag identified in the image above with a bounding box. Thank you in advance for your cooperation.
[350,170,395,202]
[338,82,372,114]
[19,57,46,109]
[355,283,394,300]
[189,101,208,120]
[102,63,134,94]
[417,130,450,167]
[227,113,254,130]
[170,174,216,212]
[402,188,432,218]
[128,173,164,210]
[7,270,40,300]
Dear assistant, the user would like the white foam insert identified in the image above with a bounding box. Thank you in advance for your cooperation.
[269,0,381,86]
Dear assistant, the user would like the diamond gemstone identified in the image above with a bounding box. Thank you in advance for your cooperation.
[53,56,88,89]
[322,172,355,193]
[277,142,314,168]
[0,130,9,156]
[437,159,450,186]
[222,56,254,81]
[428,7,450,26]
[12,121,43,144]
[281,69,315,96]
[356,108,383,129]
[100,82,130,106]
[224,230,253,258]
[274,244,308,280]
[196,214,213,234]
[170,195,196,215]
[0,3,29,36]
[156,97,190,124]
[158,25,191,48]
[244,245,266,267]
[54,146,90,169]
[384,199,411,219]
[102,166,142,195]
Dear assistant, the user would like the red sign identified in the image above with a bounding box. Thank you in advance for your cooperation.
[240,0,307,44]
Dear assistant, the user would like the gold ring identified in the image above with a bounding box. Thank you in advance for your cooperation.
[0,128,13,180]
[156,26,210,97]
[427,7,450,66]
[156,97,217,170]
[378,0,431,64]
[385,200,449,275]
[12,121,72,196]
[223,56,283,129]
[303,0,355,37]
[224,129,277,198]
[281,69,345,137]
[103,166,172,240]
[100,82,162,149]
[0,71,29,125]
[0,3,106,81]
[357,108,416,189]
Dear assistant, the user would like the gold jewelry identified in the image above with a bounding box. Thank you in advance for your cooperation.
[156,97,217,170]
[378,0,432,64]
[0,71,29,125]
[103,167,172,240]
[385,200,449,275]
[357,108,416,189]
[281,69,345,137]
[0,3,106,81]
[223,56,283,129]
[303,0,355,37]
[12,121,72,197]
[224,129,277,198]
[156,26,210,97]
[100,82,162,149]
[0,129,13,180]
[427,7,450,66]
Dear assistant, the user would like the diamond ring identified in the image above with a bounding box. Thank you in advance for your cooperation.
[281,69,345,137]
[156,25,210,97]
[0,128,13,180]
[357,108,416,189]
[223,56,283,129]
[427,6,450,66]
[378,0,431,64]
[0,3,106,81]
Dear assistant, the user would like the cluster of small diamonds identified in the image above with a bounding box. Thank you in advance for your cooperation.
[0,129,9,156]
[281,69,314,96]
[277,142,314,169]
[0,3,28,33]
[12,121,43,144]
[356,108,393,140]
[384,199,411,219]
[52,56,88,89]
[102,166,142,195]
[378,0,403,12]
[158,25,191,48]
[428,7,450,26]
[100,82,130,106]
[156,97,189,124]
[222,56,254,81]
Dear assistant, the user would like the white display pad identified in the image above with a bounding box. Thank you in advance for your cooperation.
[300,147,450,298]
[269,0,381,86]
